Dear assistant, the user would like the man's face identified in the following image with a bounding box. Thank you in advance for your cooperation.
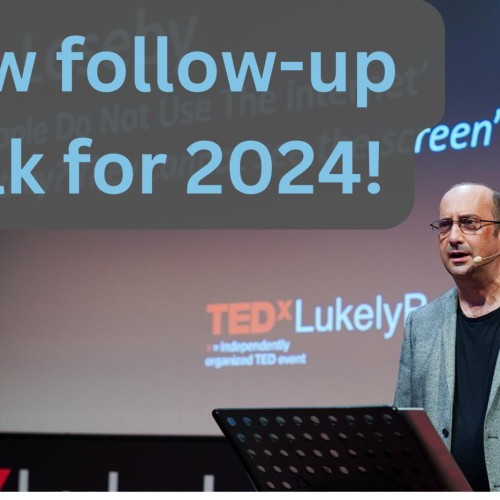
[438,185,500,280]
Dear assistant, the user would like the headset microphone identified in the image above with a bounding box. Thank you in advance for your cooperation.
[473,251,500,264]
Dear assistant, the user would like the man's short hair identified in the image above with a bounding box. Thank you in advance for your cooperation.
[451,182,500,235]
[493,189,500,236]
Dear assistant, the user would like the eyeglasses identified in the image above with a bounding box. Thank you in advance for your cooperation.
[430,217,500,235]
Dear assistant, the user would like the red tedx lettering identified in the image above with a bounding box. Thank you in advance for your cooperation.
[276,300,292,321]
[207,301,278,335]
[206,303,228,335]
[228,302,251,334]
[250,302,275,334]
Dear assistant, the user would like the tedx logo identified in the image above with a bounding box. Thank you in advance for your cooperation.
[206,300,293,335]
[0,469,11,490]
[0,468,29,491]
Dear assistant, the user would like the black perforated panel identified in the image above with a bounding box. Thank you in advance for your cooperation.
[213,406,442,491]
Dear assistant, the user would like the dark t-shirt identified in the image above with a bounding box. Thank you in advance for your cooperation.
[451,305,500,492]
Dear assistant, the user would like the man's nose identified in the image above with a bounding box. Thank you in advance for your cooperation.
[447,221,465,243]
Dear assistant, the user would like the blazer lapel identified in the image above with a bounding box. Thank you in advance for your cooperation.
[441,289,458,423]
[487,351,500,416]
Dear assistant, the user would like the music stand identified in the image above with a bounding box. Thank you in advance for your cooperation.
[212,406,471,491]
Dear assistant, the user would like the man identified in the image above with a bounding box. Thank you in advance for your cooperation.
[395,182,500,491]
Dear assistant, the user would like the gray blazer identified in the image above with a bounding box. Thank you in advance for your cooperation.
[394,287,500,491]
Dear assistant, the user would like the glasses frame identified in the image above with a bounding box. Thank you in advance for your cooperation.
[430,217,500,235]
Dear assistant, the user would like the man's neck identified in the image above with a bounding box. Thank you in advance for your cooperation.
[456,273,500,318]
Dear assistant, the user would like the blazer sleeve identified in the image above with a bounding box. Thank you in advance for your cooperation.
[394,310,414,407]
